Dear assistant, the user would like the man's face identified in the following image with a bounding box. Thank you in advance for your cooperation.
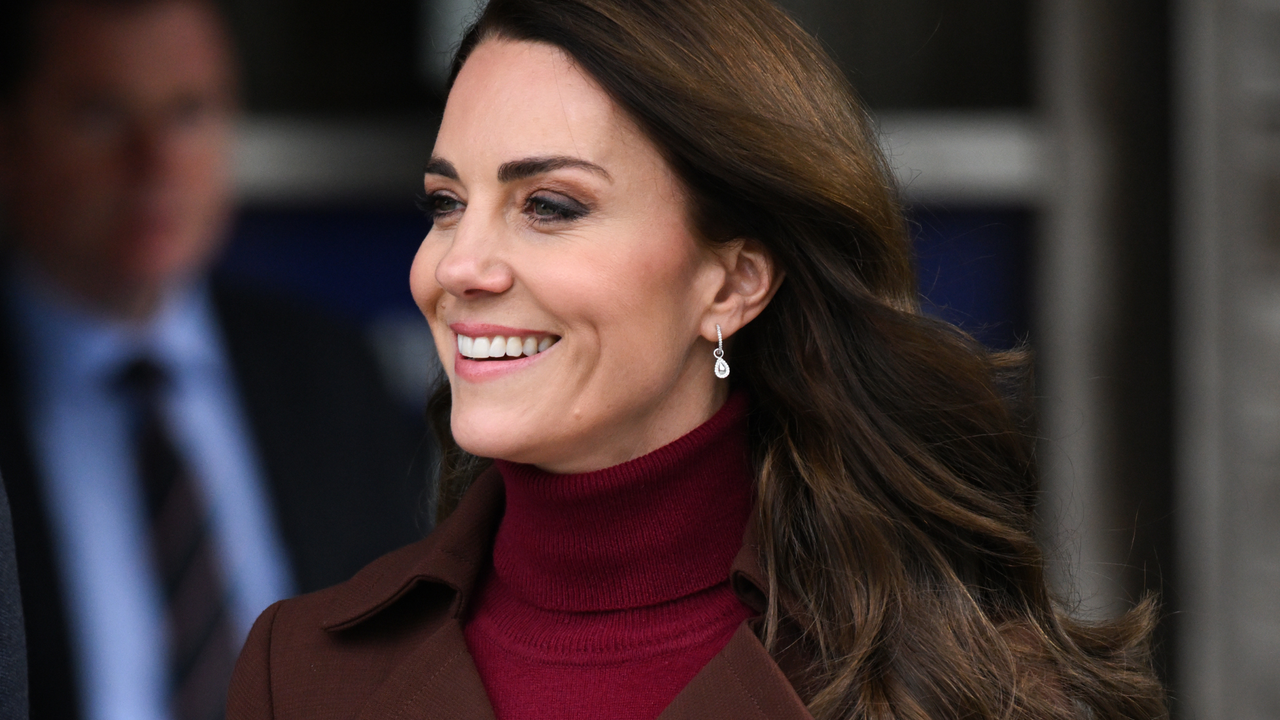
[0,0,236,316]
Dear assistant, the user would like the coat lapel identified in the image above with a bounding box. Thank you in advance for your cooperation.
[326,467,812,720]
[659,622,813,720]
[354,617,496,720]
[326,469,506,720]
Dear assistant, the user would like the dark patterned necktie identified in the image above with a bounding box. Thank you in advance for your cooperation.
[116,358,236,720]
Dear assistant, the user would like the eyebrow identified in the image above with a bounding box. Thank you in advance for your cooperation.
[498,156,612,183]
[423,155,613,183]
[424,157,459,180]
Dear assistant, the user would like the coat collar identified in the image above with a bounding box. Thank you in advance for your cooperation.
[320,466,506,631]
[321,464,772,630]
[318,464,811,720]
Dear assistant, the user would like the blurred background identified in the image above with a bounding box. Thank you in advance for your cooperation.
[24,0,1272,717]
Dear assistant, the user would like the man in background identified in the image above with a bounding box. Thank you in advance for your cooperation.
[0,1,431,718]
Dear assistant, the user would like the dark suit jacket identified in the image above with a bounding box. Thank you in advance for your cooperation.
[0,279,434,720]
[227,467,814,720]
[0,477,27,720]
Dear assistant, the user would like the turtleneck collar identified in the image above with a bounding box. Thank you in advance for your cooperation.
[491,392,754,613]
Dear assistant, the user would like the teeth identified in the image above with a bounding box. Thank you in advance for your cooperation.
[489,336,507,358]
[456,333,559,359]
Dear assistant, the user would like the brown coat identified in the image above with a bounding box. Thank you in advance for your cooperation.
[227,467,814,720]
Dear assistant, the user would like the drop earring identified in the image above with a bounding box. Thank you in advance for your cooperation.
[713,324,730,379]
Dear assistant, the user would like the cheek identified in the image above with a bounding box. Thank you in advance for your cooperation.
[10,135,115,252]
[616,227,706,318]
[572,225,709,365]
[410,238,438,311]
[26,119,120,189]
[175,137,233,244]
[178,129,233,195]
[410,235,451,329]
[17,132,95,206]
[410,237,459,370]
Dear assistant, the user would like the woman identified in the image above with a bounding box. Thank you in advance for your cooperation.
[228,0,1167,718]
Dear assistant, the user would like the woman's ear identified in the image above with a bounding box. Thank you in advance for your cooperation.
[702,238,783,341]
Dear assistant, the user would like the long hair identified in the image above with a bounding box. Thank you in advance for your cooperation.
[428,1,1167,717]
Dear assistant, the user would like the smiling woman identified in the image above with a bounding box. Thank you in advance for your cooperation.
[227,1,1167,719]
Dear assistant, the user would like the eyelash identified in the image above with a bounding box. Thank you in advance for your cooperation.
[524,193,586,223]
[419,192,462,221]
[419,190,588,226]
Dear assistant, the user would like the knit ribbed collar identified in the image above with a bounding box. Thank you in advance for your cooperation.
[491,392,754,613]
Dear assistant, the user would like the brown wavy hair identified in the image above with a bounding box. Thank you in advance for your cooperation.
[428,0,1167,717]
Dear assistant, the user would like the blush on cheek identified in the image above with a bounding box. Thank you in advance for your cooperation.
[409,244,443,317]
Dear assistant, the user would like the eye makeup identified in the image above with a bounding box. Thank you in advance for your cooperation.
[524,192,588,223]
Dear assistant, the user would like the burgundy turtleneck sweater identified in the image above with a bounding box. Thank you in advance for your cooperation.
[463,393,756,720]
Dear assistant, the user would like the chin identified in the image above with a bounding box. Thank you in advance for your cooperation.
[115,234,222,288]
[449,405,540,464]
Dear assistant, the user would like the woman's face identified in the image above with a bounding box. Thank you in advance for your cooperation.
[411,39,735,473]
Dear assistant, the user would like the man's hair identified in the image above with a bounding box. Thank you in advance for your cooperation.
[0,0,42,105]
[0,0,217,106]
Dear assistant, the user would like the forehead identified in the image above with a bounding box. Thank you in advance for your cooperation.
[29,0,232,99]
[435,39,644,171]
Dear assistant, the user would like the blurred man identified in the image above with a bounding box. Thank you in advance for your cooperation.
[0,1,429,718]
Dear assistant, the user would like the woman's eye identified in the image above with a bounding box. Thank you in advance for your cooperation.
[427,194,462,218]
[525,194,586,222]
[530,198,559,217]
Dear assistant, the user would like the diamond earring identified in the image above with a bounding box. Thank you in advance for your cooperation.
[713,324,730,379]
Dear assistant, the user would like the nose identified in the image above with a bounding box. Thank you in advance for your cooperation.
[433,210,515,299]
[125,119,179,187]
